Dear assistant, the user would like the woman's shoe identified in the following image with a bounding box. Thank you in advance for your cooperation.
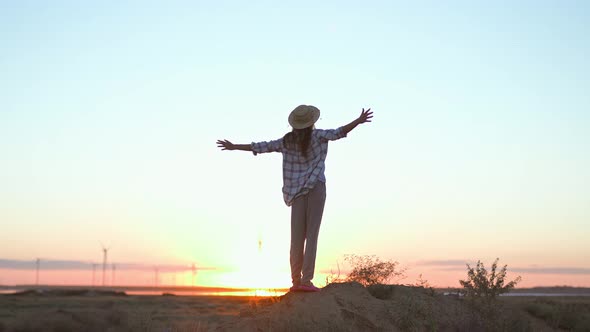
[294,284,320,292]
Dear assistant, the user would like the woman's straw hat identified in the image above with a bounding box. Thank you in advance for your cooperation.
[288,105,320,129]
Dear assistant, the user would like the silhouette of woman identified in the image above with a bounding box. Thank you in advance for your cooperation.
[217,105,373,292]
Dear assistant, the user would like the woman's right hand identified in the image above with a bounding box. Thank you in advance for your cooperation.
[358,108,373,124]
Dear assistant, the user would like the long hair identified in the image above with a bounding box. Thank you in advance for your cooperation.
[283,126,313,158]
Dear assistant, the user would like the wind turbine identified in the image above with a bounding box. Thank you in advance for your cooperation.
[100,242,111,287]
[112,264,116,286]
[191,263,197,287]
[92,263,97,287]
[154,267,159,287]
[35,258,40,286]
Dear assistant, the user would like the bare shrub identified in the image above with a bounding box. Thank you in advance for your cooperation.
[344,255,406,286]
[324,260,345,285]
[414,273,431,288]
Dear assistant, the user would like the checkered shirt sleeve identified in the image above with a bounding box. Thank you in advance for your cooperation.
[250,139,283,155]
[315,126,347,141]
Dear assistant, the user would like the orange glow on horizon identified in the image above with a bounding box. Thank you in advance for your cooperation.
[1,266,589,289]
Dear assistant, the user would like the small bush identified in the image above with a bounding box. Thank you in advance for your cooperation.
[459,258,521,300]
[413,273,431,288]
[344,254,406,286]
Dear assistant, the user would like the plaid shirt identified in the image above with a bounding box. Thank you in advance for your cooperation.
[251,127,347,206]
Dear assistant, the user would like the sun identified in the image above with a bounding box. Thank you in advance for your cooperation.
[218,238,289,290]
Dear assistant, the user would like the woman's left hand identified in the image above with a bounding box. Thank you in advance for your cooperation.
[216,139,235,150]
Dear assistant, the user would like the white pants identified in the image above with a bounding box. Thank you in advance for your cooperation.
[290,181,326,286]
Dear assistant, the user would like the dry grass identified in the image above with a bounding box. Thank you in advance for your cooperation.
[511,296,590,331]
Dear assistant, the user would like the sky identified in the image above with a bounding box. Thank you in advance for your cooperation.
[1,1,589,289]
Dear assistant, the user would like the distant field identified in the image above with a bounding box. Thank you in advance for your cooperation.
[0,285,289,297]
[507,287,590,296]
[436,286,590,296]
[0,291,252,331]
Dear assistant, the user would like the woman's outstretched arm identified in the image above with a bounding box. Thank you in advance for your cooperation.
[216,139,252,152]
[341,108,373,135]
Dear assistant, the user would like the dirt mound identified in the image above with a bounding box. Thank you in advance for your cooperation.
[219,282,485,332]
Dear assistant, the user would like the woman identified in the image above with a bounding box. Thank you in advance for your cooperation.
[217,105,373,292]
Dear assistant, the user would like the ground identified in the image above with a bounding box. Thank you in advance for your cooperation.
[1,283,589,331]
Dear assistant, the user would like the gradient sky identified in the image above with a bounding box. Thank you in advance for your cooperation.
[1,1,589,289]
